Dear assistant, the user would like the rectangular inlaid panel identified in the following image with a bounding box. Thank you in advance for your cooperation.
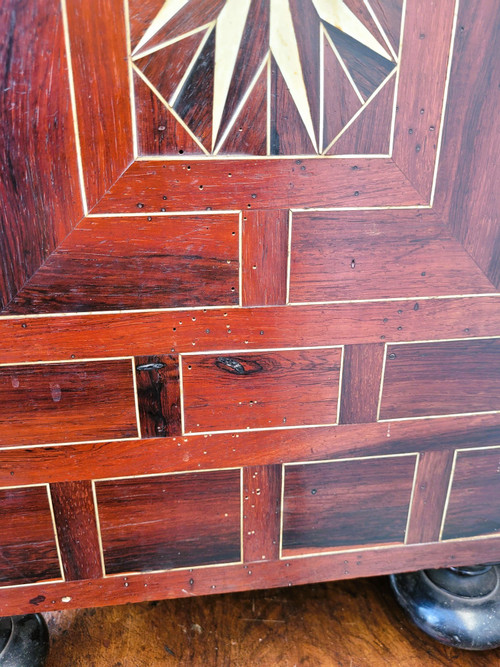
[0,485,61,586]
[95,469,241,574]
[0,360,138,447]
[50,481,102,581]
[380,338,500,420]
[8,215,240,313]
[282,455,417,556]
[243,465,282,563]
[182,347,342,433]
[338,344,385,424]
[441,448,500,541]
[288,211,494,302]
[135,355,182,438]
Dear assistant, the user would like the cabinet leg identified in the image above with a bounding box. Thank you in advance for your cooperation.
[0,613,49,666]
[390,564,500,650]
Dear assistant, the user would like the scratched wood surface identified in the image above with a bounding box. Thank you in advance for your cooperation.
[0,360,138,447]
[0,0,499,618]
[42,577,500,667]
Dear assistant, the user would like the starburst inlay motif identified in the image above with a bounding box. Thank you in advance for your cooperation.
[131,0,400,156]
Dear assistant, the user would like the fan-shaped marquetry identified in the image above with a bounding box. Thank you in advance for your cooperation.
[134,72,204,155]
[322,31,363,151]
[215,0,270,148]
[368,0,404,54]
[128,0,166,51]
[173,28,215,151]
[343,0,394,57]
[218,67,268,155]
[270,57,315,155]
[133,0,226,56]
[135,31,205,104]
[289,0,322,142]
[328,72,395,155]
[325,24,395,100]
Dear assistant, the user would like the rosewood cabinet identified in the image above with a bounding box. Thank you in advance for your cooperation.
[0,0,499,619]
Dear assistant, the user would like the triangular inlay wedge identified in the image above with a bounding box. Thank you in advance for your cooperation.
[219,66,267,155]
[343,0,394,58]
[328,73,396,155]
[129,0,166,51]
[173,28,215,151]
[323,31,363,151]
[324,23,395,100]
[134,72,204,156]
[135,31,205,105]
[368,0,404,54]
[135,0,226,55]
[215,0,270,147]
[270,56,315,155]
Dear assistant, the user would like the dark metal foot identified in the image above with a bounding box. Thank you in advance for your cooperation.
[390,564,500,650]
[0,614,49,666]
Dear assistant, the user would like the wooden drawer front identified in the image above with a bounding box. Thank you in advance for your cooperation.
[182,347,342,433]
[0,486,61,587]
[282,455,418,557]
[380,338,500,420]
[8,215,240,314]
[288,211,493,303]
[0,360,138,447]
[95,469,241,574]
[441,448,500,541]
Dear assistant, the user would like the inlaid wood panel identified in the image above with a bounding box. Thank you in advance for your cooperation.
[8,215,240,313]
[380,338,500,420]
[243,465,282,563]
[182,347,342,433]
[135,355,182,438]
[64,0,133,208]
[282,455,418,556]
[2,298,500,365]
[339,344,385,424]
[289,210,494,303]
[0,360,138,447]
[241,210,288,307]
[0,485,61,587]
[0,0,83,310]
[95,469,241,574]
[441,448,500,541]
[50,481,102,581]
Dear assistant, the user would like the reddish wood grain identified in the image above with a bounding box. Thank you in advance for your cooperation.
[133,72,204,156]
[0,360,138,447]
[182,348,342,432]
[380,338,500,420]
[322,34,362,150]
[405,450,455,544]
[95,470,241,574]
[289,209,493,302]
[7,214,240,313]
[1,298,499,364]
[3,536,500,615]
[441,448,500,541]
[368,0,403,54]
[434,0,500,288]
[0,0,82,311]
[392,0,457,198]
[50,481,103,581]
[0,486,61,586]
[329,74,395,155]
[282,456,417,555]
[65,0,133,208]
[339,344,385,424]
[242,210,288,306]
[91,158,423,213]
[2,415,500,489]
[243,465,281,563]
[135,355,182,438]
